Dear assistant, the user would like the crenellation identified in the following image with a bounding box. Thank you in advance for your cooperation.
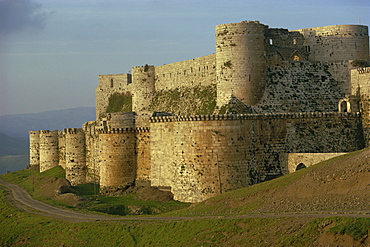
[29,20,370,203]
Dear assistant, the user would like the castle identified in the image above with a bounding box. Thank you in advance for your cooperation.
[29,20,370,203]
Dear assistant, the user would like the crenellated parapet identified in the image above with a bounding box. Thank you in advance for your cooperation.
[149,112,361,123]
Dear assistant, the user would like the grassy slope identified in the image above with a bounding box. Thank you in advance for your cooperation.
[1,149,370,246]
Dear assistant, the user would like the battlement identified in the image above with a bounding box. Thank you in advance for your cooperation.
[97,127,150,134]
[150,112,361,123]
[357,67,370,74]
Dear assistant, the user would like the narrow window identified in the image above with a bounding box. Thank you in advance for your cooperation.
[269,39,273,45]
[110,79,114,88]
[293,39,297,45]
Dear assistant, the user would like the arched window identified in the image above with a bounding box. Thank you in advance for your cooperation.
[296,163,306,171]
[338,99,351,113]
[292,51,303,61]
[340,101,348,112]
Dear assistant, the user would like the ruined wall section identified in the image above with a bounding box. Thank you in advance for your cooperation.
[39,130,59,172]
[155,54,216,91]
[216,21,267,107]
[265,28,308,64]
[255,61,345,113]
[351,68,370,146]
[65,128,86,186]
[295,25,369,62]
[28,131,40,170]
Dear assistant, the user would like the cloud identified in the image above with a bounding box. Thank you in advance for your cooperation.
[0,0,52,35]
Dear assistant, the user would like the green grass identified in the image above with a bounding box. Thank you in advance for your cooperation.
[328,218,370,240]
[149,84,217,115]
[0,187,322,247]
[0,167,189,216]
[106,92,132,113]
[2,149,370,245]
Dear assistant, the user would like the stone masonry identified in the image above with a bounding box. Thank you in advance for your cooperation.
[29,20,370,203]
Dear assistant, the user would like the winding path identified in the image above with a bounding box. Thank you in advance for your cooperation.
[1,178,369,222]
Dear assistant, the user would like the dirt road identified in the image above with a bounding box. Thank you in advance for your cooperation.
[1,178,369,222]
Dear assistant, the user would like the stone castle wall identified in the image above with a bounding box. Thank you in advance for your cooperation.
[149,112,363,203]
[216,21,267,107]
[29,131,40,170]
[255,61,345,113]
[154,54,216,91]
[29,20,370,203]
[295,25,369,62]
[98,129,137,192]
[351,68,370,145]
[64,128,86,186]
[39,130,59,172]
[83,121,100,184]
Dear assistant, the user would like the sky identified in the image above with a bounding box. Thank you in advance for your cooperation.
[0,0,369,116]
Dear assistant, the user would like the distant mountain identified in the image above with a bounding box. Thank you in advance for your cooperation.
[0,133,29,174]
[0,107,95,174]
[0,107,96,139]
[0,133,28,156]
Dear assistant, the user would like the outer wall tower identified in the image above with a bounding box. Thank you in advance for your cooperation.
[29,131,40,170]
[296,25,369,62]
[39,130,59,172]
[131,65,156,114]
[99,129,137,192]
[65,128,86,186]
[216,21,267,108]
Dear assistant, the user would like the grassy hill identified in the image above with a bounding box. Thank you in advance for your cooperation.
[1,149,370,246]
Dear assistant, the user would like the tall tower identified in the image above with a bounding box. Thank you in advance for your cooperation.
[39,130,59,172]
[65,128,86,186]
[131,65,156,114]
[295,24,369,62]
[29,131,40,170]
[99,129,136,192]
[216,21,267,108]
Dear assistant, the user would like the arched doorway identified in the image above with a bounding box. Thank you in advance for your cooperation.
[296,163,306,171]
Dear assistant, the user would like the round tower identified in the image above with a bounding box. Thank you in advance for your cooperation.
[296,24,369,62]
[131,65,155,114]
[65,128,86,186]
[39,130,59,172]
[29,131,40,170]
[216,21,267,108]
[99,129,136,193]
